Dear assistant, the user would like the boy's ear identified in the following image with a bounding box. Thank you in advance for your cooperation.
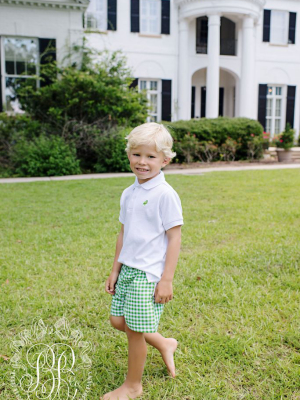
[162,157,171,167]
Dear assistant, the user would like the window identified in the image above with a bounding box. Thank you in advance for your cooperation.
[85,0,107,31]
[139,79,161,122]
[140,0,161,35]
[196,17,208,54]
[265,86,284,135]
[2,37,39,112]
[270,10,289,45]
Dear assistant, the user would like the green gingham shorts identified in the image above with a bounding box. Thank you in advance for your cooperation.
[111,264,164,333]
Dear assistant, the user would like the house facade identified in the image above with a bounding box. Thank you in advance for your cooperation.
[1,0,299,141]
[0,0,88,113]
[85,0,300,140]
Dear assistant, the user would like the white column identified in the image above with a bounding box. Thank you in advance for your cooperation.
[240,16,255,118]
[178,18,191,120]
[206,14,221,119]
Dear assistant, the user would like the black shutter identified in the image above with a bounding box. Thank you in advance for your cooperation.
[161,0,170,34]
[201,86,206,118]
[263,10,271,42]
[191,86,195,118]
[39,38,56,87]
[289,12,297,44]
[219,87,224,116]
[129,78,138,89]
[131,0,139,33]
[258,84,268,130]
[161,79,172,121]
[0,36,3,112]
[107,0,117,31]
[286,86,296,128]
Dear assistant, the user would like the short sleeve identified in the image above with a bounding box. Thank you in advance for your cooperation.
[159,190,184,231]
[119,191,126,224]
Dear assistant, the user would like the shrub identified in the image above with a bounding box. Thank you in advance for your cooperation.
[246,135,264,161]
[197,141,219,163]
[219,137,242,162]
[175,133,200,163]
[164,117,264,161]
[11,134,81,177]
[93,127,132,173]
[0,113,43,171]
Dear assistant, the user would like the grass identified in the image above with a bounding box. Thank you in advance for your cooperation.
[0,170,300,400]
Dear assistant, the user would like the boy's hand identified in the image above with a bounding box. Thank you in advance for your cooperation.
[154,279,173,304]
[105,271,119,295]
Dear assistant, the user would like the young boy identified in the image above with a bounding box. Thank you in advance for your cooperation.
[103,122,183,400]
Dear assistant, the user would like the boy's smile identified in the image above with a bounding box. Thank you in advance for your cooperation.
[128,144,170,184]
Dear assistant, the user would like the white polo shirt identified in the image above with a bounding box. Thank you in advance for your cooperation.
[118,170,184,283]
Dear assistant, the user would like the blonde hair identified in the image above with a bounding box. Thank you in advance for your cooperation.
[125,122,176,159]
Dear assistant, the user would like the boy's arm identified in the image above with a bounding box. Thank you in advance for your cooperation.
[105,224,124,295]
[154,225,182,304]
[112,224,124,274]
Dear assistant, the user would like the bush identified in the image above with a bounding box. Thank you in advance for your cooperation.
[164,117,264,161]
[11,134,81,177]
[93,127,132,173]
[0,113,43,172]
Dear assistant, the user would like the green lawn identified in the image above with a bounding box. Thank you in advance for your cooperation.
[1,170,300,400]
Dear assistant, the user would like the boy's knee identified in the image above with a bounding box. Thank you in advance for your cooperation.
[110,315,125,331]
[125,323,143,337]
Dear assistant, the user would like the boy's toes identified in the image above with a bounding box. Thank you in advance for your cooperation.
[161,338,178,378]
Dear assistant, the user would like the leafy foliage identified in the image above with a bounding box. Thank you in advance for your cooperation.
[11,134,81,177]
[16,50,148,129]
[164,117,264,161]
[0,113,44,173]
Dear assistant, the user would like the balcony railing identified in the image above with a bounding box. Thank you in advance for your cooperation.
[220,39,237,56]
[196,39,237,56]
[196,43,207,54]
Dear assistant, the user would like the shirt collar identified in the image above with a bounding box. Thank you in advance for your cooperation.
[134,170,165,190]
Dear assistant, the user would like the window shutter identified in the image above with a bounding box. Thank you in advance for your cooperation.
[161,0,170,34]
[289,12,297,44]
[219,87,224,116]
[131,0,140,33]
[0,37,3,112]
[263,9,271,42]
[191,86,195,118]
[161,79,172,121]
[129,78,138,89]
[258,84,268,130]
[39,38,56,87]
[107,0,117,31]
[201,86,206,118]
[286,85,296,128]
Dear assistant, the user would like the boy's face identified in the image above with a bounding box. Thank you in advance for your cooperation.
[127,143,170,184]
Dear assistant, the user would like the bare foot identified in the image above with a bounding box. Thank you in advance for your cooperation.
[101,382,143,400]
[160,338,178,378]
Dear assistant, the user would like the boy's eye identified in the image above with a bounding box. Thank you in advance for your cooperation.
[132,154,155,158]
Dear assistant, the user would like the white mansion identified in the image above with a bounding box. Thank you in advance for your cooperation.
[1,0,300,140]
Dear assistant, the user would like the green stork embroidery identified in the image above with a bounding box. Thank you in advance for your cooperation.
[143,200,148,206]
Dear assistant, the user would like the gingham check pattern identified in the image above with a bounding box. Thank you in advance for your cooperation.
[111,265,164,333]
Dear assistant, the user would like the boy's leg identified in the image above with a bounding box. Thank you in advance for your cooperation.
[102,323,145,400]
[110,316,177,377]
